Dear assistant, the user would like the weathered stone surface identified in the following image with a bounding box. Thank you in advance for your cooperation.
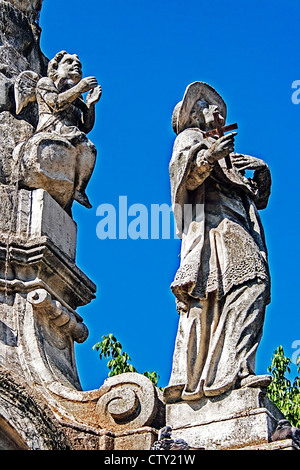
[239,439,300,451]
[167,81,272,403]
[62,423,115,450]
[0,0,48,198]
[30,189,78,260]
[0,112,34,184]
[0,185,93,298]
[0,366,70,450]
[114,427,158,450]
[0,1,48,116]
[166,386,285,450]
[0,185,77,259]
[13,51,102,213]
[95,372,165,432]
[0,183,164,448]
[0,365,162,450]
[0,186,95,391]
[5,0,43,20]
[0,0,166,451]
[44,372,164,433]
[28,288,89,343]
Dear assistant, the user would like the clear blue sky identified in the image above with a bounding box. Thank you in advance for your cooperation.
[39,0,300,391]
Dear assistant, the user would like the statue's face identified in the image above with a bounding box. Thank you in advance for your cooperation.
[56,54,83,84]
[190,99,225,130]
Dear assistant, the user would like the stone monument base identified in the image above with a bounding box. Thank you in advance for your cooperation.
[166,386,285,450]
[240,439,300,451]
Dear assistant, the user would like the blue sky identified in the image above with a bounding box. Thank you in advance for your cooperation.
[39,0,300,391]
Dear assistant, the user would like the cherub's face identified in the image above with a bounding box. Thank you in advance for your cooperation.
[56,54,83,84]
[189,99,225,131]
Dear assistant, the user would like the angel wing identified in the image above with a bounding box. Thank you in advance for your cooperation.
[14,70,40,115]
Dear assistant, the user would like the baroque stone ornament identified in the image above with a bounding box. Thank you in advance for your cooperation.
[0,0,165,449]
[164,81,272,404]
[13,50,102,214]
[95,373,165,432]
[0,185,165,449]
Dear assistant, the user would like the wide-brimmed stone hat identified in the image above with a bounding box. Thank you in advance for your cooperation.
[172,81,227,134]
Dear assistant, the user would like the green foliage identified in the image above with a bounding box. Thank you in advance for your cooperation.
[93,334,161,388]
[143,371,160,388]
[267,345,300,427]
[93,334,137,376]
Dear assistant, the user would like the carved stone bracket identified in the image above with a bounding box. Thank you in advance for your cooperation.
[27,288,88,343]
[47,372,165,434]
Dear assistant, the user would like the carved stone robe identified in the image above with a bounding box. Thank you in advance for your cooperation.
[166,127,271,401]
[14,77,96,211]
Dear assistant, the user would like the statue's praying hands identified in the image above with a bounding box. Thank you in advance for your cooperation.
[86,84,102,108]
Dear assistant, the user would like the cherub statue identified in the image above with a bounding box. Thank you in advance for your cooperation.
[13,51,102,214]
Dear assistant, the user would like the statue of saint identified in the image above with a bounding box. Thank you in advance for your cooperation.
[13,51,102,214]
[164,82,272,403]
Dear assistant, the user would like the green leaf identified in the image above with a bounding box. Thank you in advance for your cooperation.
[93,333,160,388]
[267,345,300,427]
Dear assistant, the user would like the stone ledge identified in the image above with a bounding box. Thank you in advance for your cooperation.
[167,386,285,450]
[237,439,300,451]
[0,239,96,310]
[0,186,77,261]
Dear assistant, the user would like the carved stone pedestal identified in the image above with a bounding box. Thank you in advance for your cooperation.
[0,185,93,389]
[166,386,285,450]
[0,185,164,449]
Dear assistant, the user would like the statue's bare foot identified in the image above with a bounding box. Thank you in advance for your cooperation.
[74,190,92,209]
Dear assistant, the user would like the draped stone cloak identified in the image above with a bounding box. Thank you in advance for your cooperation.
[169,127,271,310]
[166,127,271,400]
[13,77,96,210]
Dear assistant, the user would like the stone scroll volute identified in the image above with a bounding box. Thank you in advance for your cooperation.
[95,373,165,432]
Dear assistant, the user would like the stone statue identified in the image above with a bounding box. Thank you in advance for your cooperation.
[164,82,272,403]
[13,51,102,214]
